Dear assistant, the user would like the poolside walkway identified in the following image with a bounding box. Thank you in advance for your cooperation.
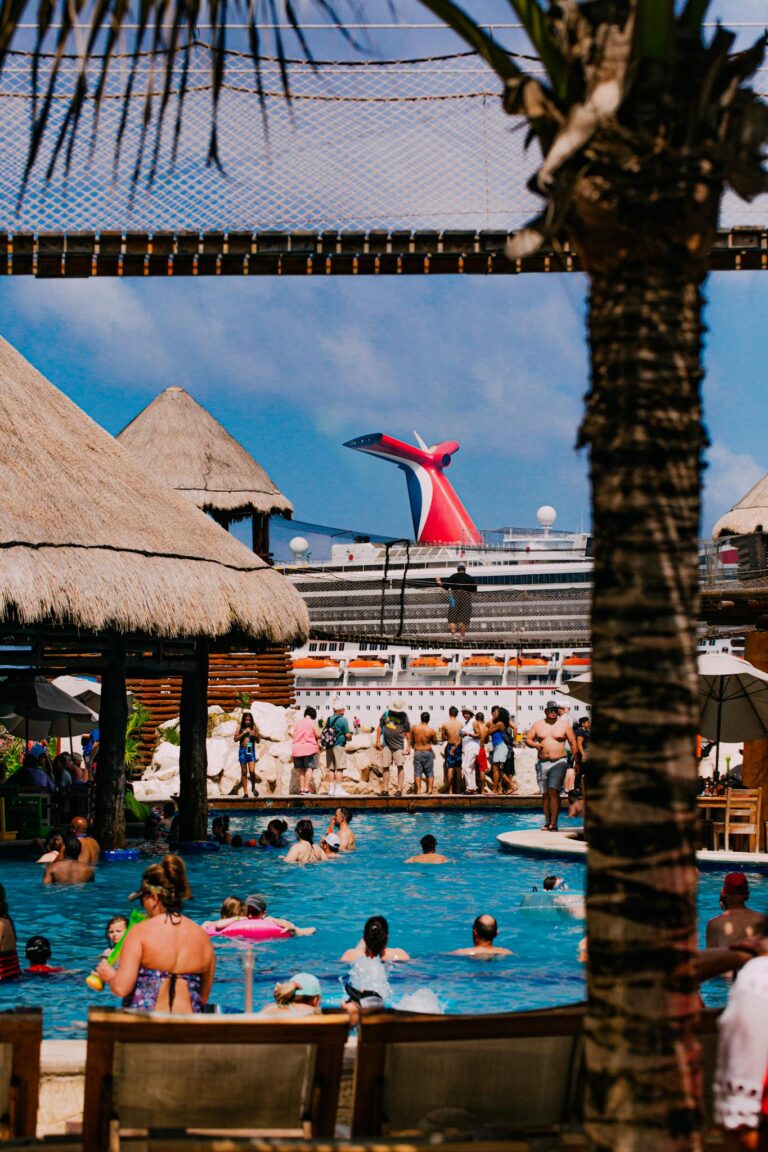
[497,828,768,872]
[211,793,542,813]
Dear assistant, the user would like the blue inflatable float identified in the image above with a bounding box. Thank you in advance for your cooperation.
[100,848,141,863]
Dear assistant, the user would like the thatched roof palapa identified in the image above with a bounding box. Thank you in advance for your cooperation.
[713,471,768,538]
[117,386,293,520]
[0,339,308,644]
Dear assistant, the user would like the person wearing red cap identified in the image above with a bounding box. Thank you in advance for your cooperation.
[706,873,767,950]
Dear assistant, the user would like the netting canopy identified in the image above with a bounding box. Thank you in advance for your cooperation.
[0,42,765,235]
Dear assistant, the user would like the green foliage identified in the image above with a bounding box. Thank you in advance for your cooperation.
[1,736,24,778]
[124,702,152,770]
[234,691,252,709]
[161,723,181,746]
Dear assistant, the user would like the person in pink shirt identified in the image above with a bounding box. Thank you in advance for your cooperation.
[292,706,321,796]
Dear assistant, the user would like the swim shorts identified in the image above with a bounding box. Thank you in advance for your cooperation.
[382,746,405,768]
[413,750,435,778]
[238,746,256,765]
[293,753,318,771]
[536,757,568,793]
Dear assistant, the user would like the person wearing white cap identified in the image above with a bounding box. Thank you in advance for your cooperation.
[258,972,322,1017]
[375,697,411,796]
[322,700,351,798]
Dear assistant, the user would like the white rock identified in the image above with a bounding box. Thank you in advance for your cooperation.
[208,705,225,715]
[204,739,230,778]
[256,754,279,783]
[346,732,375,752]
[212,719,238,739]
[267,740,294,763]
[158,717,180,731]
[247,702,289,743]
[342,761,361,783]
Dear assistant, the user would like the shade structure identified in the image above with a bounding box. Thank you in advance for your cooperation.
[563,654,768,774]
[713,472,768,538]
[0,674,97,744]
[117,386,294,520]
[50,675,133,715]
[0,338,308,644]
[0,675,96,720]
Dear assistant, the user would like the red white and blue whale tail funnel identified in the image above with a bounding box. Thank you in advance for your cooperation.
[344,431,483,545]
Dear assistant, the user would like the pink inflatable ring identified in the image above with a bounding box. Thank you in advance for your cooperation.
[204,917,290,941]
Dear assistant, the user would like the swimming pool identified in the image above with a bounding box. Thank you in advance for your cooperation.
[0,809,762,1035]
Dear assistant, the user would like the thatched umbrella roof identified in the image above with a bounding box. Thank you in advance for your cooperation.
[713,473,768,538]
[117,386,293,519]
[0,339,308,643]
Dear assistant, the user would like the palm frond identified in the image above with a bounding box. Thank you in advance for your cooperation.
[635,0,674,63]
[503,0,567,96]
[416,0,524,84]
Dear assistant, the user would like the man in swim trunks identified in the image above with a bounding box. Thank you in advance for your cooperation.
[525,701,576,832]
[69,816,100,865]
[43,836,95,885]
[327,807,356,851]
[705,873,767,949]
[440,706,463,794]
[411,711,438,794]
[405,834,447,864]
[450,914,512,958]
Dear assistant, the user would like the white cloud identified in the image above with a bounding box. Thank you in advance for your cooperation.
[704,441,765,531]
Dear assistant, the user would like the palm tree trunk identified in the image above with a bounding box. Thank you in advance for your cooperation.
[580,272,705,1152]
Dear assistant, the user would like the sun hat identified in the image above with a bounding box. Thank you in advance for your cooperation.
[332,699,345,711]
[460,705,474,714]
[323,832,341,850]
[291,972,321,998]
[389,697,406,712]
[722,872,749,895]
[245,893,268,915]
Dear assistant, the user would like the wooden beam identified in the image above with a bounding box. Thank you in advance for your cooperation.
[178,638,209,842]
[94,634,128,850]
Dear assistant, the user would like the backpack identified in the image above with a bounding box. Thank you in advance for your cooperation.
[320,719,339,749]
[503,726,516,758]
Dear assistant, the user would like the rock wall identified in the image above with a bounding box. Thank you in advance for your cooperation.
[132,704,540,802]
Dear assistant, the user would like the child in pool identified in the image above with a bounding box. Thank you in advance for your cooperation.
[201,896,248,933]
[101,915,129,959]
[25,935,62,975]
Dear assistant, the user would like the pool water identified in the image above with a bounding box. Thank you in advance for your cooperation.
[0,809,763,1036]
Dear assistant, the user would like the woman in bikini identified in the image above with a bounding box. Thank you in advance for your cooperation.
[96,855,215,1013]
[0,884,20,982]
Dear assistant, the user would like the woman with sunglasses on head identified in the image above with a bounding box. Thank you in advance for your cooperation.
[95,855,215,1013]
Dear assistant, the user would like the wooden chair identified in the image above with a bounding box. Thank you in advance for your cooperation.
[0,1007,43,1139]
[350,1005,585,1138]
[712,788,763,853]
[82,1008,350,1152]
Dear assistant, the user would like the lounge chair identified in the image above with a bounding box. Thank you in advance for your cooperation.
[351,1004,585,1138]
[82,1008,350,1152]
[0,1007,43,1139]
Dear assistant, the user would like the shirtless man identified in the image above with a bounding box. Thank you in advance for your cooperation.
[43,836,95,885]
[525,701,576,832]
[327,807,356,851]
[440,706,463,794]
[705,873,767,948]
[450,914,512,958]
[405,833,447,864]
[69,816,100,864]
[411,712,438,794]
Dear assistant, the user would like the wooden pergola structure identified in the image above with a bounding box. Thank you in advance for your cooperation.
[0,338,308,846]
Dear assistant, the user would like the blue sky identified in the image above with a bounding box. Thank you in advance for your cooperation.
[0,268,765,542]
[0,0,765,544]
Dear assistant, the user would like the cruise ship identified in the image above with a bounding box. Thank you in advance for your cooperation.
[279,431,739,729]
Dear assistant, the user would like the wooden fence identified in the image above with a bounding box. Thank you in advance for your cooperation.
[127,648,295,767]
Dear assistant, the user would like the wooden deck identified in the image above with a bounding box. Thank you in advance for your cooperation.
[210,794,542,814]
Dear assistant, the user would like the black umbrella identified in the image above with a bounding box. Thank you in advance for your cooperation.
[0,675,96,749]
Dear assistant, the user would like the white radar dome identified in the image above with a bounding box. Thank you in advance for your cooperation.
[289,536,310,558]
[536,506,557,529]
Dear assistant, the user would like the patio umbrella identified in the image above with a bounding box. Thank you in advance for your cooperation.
[562,654,768,777]
[0,710,97,741]
[50,675,133,715]
[0,675,97,748]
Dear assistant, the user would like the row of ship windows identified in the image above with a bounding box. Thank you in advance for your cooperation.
[297,693,560,712]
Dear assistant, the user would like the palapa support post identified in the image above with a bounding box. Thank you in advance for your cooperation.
[94,634,128,849]
[179,637,209,842]
[251,512,271,563]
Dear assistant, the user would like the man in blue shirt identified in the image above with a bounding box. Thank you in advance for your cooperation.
[324,701,350,798]
[15,754,55,793]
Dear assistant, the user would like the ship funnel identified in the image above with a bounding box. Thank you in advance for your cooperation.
[344,432,482,545]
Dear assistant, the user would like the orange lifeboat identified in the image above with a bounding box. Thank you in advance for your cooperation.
[292,657,342,680]
[348,657,387,677]
[410,656,452,677]
[462,655,504,676]
[563,657,591,667]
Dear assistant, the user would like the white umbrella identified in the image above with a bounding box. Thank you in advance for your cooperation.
[562,654,768,777]
[50,674,133,715]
